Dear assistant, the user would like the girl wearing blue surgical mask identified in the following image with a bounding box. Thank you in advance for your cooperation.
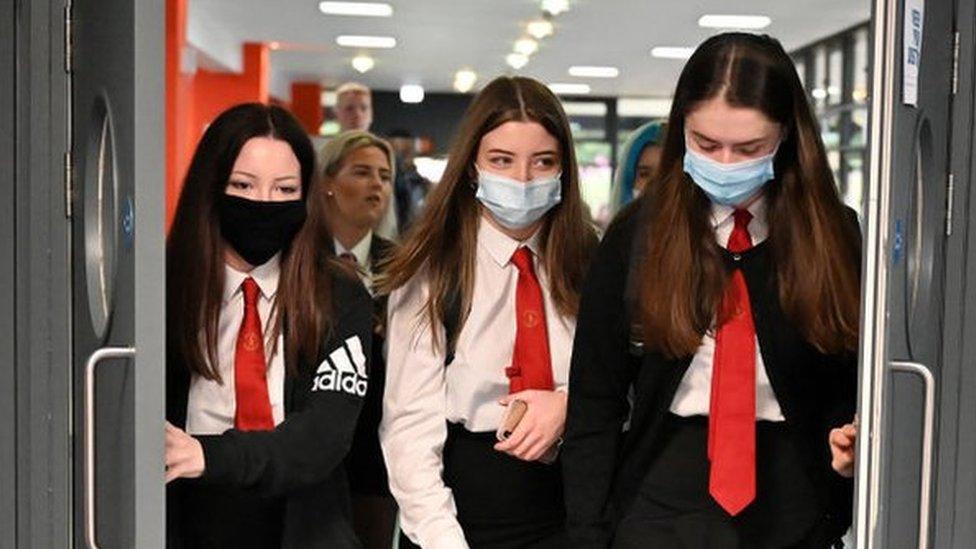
[377,76,598,548]
[563,33,861,548]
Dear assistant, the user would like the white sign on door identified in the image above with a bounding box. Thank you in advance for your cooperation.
[903,0,925,106]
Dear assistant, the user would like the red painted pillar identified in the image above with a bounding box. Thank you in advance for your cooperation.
[290,82,323,135]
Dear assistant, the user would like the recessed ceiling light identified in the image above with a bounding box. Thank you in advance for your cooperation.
[506,53,529,70]
[548,83,591,95]
[541,0,570,16]
[351,55,375,73]
[454,69,478,93]
[651,46,695,59]
[400,84,425,104]
[698,14,771,29]
[568,66,619,78]
[527,19,555,39]
[336,35,396,49]
[318,2,393,17]
[514,38,539,56]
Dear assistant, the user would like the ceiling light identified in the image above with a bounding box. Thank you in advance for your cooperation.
[514,38,539,56]
[336,35,396,49]
[697,14,771,29]
[527,19,555,39]
[568,66,619,78]
[400,84,425,104]
[541,0,570,16]
[506,53,529,70]
[268,41,281,50]
[651,46,695,59]
[454,69,478,93]
[351,55,375,73]
[318,2,393,17]
[548,83,591,95]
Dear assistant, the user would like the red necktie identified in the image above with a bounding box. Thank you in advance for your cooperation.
[234,277,275,431]
[339,252,358,266]
[507,247,555,393]
[708,209,757,516]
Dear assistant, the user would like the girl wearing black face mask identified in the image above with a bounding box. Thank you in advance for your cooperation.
[165,103,373,548]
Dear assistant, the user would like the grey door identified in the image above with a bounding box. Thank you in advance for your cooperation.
[855,0,956,547]
[69,0,165,547]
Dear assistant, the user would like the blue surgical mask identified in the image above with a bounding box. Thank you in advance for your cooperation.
[683,141,778,206]
[475,169,562,230]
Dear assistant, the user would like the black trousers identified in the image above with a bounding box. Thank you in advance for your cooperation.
[399,422,567,548]
[613,414,836,549]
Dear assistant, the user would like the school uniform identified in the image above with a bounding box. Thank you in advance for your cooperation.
[335,232,396,498]
[166,256,373,549]
[381,217,575,549]
[562,198,859,549]
[335,232,400,549]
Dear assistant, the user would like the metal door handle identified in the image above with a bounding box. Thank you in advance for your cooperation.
[889,360,935,549]
[85,346,136,549]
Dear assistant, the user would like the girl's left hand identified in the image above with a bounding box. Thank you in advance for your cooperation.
[493,390,567,462]
[165,421,205,483]
[829,422,857,478]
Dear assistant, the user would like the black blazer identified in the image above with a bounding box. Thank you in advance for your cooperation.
[346,234,397,496]
[562,203,859,548]
[166,266,373,549]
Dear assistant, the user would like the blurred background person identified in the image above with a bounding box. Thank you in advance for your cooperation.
[335,82,374,132]
[388,129,433,234]
[319,129,400,549]
[333,82,398,241]
[605,121,667,221]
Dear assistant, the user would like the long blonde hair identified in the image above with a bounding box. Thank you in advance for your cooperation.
[376,76,598,351]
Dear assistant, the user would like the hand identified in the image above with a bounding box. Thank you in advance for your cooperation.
[165,421,205,483]
[493,390,567,462]
[829,421,857,478]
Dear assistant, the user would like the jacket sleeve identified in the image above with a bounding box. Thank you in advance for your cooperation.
[562,213,639,548]
[195,274,372,498]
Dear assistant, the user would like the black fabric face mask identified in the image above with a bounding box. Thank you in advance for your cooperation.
[217,194,307,267]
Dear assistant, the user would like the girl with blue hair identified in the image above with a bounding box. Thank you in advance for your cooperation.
[607,120,666,217]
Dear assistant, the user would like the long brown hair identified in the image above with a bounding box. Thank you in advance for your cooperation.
[639,33,861,359]
[376,76,598,350]
[167,103,335,381]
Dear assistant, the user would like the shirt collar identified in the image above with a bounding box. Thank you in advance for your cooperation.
[710,193,768,230]
[478,215,544,268]
[223,253,281,304]
[334,231,373,267]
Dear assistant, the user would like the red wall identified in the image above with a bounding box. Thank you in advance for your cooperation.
[166,0,282,231]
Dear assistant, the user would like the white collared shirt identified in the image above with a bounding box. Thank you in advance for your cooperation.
[669,196,786,421]
[380,217,575,549]
[335,231,374,289]
[185,255,286,435]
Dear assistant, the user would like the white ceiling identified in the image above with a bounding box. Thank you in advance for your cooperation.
[188,0,871,99]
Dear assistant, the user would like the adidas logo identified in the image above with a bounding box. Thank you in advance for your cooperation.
[311,336,368,396]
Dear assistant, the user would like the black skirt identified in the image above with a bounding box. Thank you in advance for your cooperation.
[613,414,838,549]
[399,422,567,548]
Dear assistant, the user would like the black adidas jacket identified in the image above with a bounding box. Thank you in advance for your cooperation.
[166,267,372,549]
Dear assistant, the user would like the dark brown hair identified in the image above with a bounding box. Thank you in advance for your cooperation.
[376,76,598,349]
[167,103,335,381]
[640,33,861,358]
